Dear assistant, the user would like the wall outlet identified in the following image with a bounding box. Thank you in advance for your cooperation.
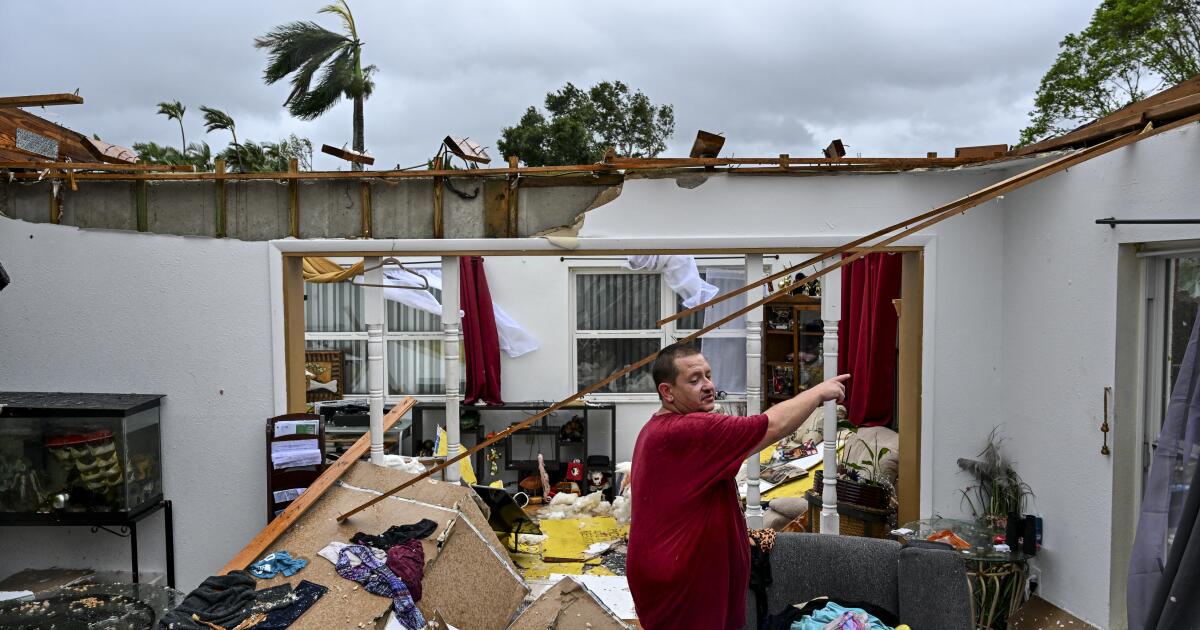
[1027,563,1042,598]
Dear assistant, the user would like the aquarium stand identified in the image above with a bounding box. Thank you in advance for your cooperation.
[0,498,174,588]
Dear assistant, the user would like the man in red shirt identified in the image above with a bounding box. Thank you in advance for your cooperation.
[627,343,848,630]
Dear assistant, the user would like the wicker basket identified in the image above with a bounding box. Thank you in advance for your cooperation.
[805,490,893,539]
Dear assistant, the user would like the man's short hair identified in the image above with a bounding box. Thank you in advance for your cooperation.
[652,343,702,390]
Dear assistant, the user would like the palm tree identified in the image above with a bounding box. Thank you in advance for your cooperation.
[199,106,241,167]
[156,101,187,154]
[255,0,376,171]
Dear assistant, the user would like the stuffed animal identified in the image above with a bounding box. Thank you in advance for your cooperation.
[588,470,610,495]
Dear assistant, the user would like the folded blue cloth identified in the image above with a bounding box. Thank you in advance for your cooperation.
[250,551,308,579]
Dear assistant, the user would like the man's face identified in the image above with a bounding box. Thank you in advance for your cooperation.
[659,353,716,413]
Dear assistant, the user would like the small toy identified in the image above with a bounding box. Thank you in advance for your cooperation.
[588,470,610,494]
[565,459,584,483]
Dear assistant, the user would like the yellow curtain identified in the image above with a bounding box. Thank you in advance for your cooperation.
[301,257,364,283]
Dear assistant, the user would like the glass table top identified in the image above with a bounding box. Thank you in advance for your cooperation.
[897,517,1030,562]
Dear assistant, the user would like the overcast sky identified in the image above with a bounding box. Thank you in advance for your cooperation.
[2,1,1098,170]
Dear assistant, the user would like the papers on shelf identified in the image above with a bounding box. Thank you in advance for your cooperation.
[271,439,322,469]
[274,419,320,438]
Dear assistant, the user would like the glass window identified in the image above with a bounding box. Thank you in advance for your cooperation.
[305,340,366,395]
[305,282,363,332]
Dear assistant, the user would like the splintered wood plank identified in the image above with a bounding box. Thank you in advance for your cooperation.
[218,397,415,574]
[0,93,84,108]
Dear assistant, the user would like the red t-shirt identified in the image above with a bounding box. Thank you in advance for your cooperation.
[626,411,769,630]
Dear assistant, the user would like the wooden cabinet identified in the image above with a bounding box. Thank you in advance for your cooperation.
[762,294,824,408]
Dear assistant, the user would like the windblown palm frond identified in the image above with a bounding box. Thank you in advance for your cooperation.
[156,100,187,153]
[254,0,373,167]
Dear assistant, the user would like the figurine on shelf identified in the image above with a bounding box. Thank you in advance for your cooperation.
[588,470,611,495]
[559,416,584,443]
[565,459,584,483]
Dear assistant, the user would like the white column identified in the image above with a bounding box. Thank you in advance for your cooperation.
[364,257,385,465]
[820,259,842,534]
[744,254,765,528]
[441,256,462,482]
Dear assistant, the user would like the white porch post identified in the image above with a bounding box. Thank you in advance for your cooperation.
[441,256,462,482]
[820,259,842,534]
[744,254,765,528]
[364,257,385,466]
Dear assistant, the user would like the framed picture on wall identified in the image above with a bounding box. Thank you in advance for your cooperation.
[305,350,345,403]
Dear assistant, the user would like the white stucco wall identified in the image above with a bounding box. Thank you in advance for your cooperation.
[997,122,1200,627]
[0,218,274,591]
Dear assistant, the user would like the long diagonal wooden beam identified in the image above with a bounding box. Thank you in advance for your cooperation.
[336,113,1200,523]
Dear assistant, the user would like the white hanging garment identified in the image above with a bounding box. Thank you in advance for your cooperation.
[624,255,718,308]
[380,267,539,358]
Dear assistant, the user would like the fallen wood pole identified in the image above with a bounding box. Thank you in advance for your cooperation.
[222,397,415,572]
[337,113,1200,523]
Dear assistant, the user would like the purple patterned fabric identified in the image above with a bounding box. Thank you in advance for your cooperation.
[335,544,425,629]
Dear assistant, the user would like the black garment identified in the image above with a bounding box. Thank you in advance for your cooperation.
[157,572,294,630]
[749,544,773,630]
[761,597,901,630]
[351,519,438,550]
[257,580,328,630]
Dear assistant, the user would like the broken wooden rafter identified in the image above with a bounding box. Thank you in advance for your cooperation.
[221,397,415,573]
[321,143,375,165]
[0,161,194,172]
[336,111,1200,523]
[0,93,84,108]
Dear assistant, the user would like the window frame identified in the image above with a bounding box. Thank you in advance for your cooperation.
[569,262,749,403]
[303,262,452,403]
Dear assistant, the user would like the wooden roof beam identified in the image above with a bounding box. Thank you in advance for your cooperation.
[0,93,84,108]
[0,161,194,172]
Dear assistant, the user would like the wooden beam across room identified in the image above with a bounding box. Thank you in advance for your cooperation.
[0,93,84,108]
[0,161,194,172]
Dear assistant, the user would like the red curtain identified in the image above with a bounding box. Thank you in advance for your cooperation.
[838,252,902,426]
[459,256,504,405]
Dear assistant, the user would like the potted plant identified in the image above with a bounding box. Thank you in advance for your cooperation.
[813,421,894,510]
[957,427,1033,530]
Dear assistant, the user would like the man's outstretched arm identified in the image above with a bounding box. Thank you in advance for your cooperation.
[752,374,850,453]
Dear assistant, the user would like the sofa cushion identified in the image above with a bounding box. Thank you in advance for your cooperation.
[757,533,901,622]
[897,545,973,630]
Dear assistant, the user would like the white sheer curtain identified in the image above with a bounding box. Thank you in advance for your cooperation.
[699,268,747,394]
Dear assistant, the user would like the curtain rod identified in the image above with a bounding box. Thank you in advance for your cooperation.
[1096,218,1200,228]
[558,255,780,262]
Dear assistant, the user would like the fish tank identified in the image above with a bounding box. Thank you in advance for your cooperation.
[0,392,164,520]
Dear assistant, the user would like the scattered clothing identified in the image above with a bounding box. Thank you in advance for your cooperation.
[257,580,328,630]
[317,541,386,567]
[335,544,425,630]
[249,551,308,579]
[764,599,900,630]
[791,602,895,630]
[386,539,426,602]
[158,572,294,630]
[351,519,438,550]
[627,411,769,630]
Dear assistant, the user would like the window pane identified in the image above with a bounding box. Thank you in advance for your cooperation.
[387,340,449,395]
[305,281,363,332]
[577,338,659,393]
[306,340,366,394]
[576,274,660,330]
[1168,257,1200,389]
[387,285,443,332]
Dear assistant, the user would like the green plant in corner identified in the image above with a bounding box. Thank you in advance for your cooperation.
[957,427,1033,529]
[846,437,891,488]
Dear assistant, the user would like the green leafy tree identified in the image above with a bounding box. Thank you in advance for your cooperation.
[199,106,241,166]
[498,80,676,166]
[1020,0,1200,145]
[156,101,187,154]
[255,0,375,171]
[132,140,214,171]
